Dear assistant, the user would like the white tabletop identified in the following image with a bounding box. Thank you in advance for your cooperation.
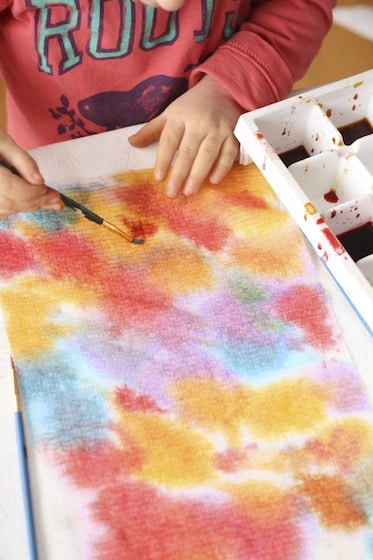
[0,126,372,560]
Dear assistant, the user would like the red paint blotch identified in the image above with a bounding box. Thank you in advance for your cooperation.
[0,231,35,275]
[275,284,336,350]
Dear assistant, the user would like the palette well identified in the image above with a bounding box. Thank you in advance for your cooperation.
[235,69,373,335]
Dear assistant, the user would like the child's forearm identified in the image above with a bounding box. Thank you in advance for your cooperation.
[190,0,335,111]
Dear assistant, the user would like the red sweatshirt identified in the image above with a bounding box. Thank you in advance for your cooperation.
[0,0,335,149]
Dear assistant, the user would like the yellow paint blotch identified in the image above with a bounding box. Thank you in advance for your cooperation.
[172,376,329,444]
[0,275,95,357]
[230,212,304,278]
[171,377,253,446]
[247,376,329,439]
[310,417,373,469]
[118,410,216,487]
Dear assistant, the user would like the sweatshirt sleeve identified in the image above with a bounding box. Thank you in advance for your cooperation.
[190,0,336,111]
[0,0,12,11]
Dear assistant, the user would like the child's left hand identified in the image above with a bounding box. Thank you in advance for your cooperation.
[128,74,243,198]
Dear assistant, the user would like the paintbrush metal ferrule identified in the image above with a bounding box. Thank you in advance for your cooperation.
[102,219,134,243]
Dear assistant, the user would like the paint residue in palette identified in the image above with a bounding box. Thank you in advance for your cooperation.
[338,118,373,145]
[304,202,317,217]
[323,188,339,204]
[279,145,310,167]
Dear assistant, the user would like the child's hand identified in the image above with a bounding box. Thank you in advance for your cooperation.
[129,74,243,197]
[0,130,63,216]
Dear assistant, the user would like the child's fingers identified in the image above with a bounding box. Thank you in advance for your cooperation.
[128,117,163,147]
[0,167,62,215]
[129,117,182,182]
[208,136,239,185]
[0,130,44,184]
[156,122,193,187]
[167,130,219,198]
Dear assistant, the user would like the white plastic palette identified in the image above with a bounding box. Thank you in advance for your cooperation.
[234,69,373,336]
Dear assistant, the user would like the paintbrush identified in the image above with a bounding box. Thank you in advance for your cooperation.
[59,193,144,244]
[0,160,144,244]
[11,359,39,560]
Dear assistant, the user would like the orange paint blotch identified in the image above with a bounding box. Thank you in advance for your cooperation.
[227,480,298,524]
[148,242,215,295]
[300,474,367,529]
[230,213,304,278]
[215,163,276,200]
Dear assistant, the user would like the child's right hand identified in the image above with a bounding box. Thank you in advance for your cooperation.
[0,130,63,216]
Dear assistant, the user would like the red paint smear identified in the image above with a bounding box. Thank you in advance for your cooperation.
[91,480,301,560]
[59,441,143,487]
[166,208,230,251]
[322,227,345,254]
[33,230,102,281]
[121,218,158,241]
[275,284,336,350]
[214,448,249,473]
[115,386,164,413]
[0,231,35,275]
[99,265,172,332]
[224,191,268,210]
[115,183,230,251]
